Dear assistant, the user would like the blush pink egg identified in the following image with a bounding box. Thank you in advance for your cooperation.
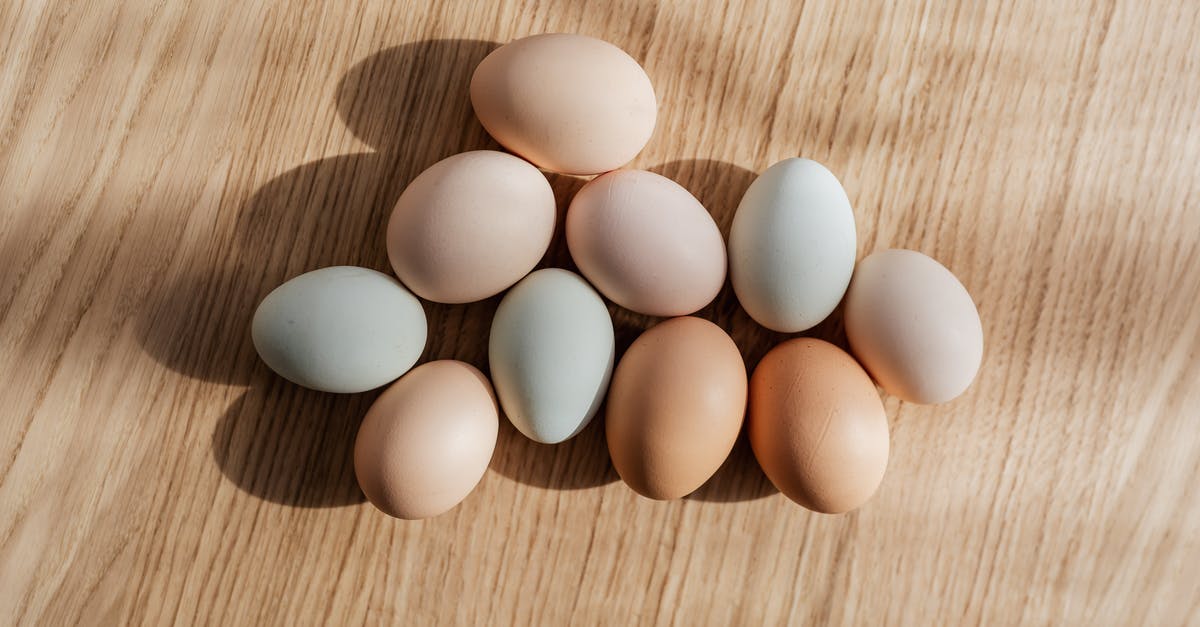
[565,169,726,317]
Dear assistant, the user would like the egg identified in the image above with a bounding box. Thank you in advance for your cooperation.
[251,266,426,393]
[749,338,889,514]
[566,169,726,317]
[488,269,615,443]
[605,317,747,499]
[354,360,498,519]
[844,249,984,404]
[470,34,657,175]
[729,158,857,332]
[387,150,555,304]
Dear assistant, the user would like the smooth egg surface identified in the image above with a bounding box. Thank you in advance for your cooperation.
[354,360,499,520]
[251,266,426,393]
[606,317,747,499]
[470,34,657,175]
[387,150,555,304]
[566,169,726,317]
[749,338,889,514]
[729,158,857,332]
[844,249,984,404]
[488,269,615,444]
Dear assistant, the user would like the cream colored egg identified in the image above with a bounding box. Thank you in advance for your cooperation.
[470,34,657,175]
[387,150,555,304]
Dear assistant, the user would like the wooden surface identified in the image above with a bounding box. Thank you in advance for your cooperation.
[2,0,1198,624]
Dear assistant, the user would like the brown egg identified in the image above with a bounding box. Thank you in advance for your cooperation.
[748,338,889,514]
[354,360,499,519]
[606,317,747,499]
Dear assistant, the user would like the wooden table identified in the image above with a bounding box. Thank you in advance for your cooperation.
[3,1,1198,624]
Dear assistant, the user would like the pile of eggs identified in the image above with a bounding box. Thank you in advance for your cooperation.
[251,34,983,519]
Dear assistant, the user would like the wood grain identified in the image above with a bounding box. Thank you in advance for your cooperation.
[2,0,1198,624]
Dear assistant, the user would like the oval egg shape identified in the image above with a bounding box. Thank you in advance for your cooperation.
[354,360,499,520]
[844,249,984,404]
[749,338,889,514]
[387,150,556,304]
[566,169,726,317]
[470,34,657,175]
[729,158,857,332]
[251,266,427,393]
[606,317,747,499]
[488,268,615,443]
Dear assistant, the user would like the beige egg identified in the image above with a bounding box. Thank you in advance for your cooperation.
[386,150,555,304]
[470,34,657,175]
[606,317,747,499]
[566,169,726,316]
[353,360,498,520]
[749,338,890,514]
[844,249,984,404]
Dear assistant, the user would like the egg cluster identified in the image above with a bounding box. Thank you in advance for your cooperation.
[251,34,984,519]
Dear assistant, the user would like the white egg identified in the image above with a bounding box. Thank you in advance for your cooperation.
[252,266,427,393]
[729,158,857,332]
[488,268,615,443]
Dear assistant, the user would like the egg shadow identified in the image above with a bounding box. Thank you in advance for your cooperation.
[212,370,372,507]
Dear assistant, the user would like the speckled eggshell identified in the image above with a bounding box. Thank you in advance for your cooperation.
[354,360,499,520]
[844,249,984,404]
[605,317,747,499]
[749,338,890,514]
[251,266,427,393]
[470,34,657,175]
[729,158,857,332]
[488,269,615,444]
[566,169,726,317]
[387,150,555,304]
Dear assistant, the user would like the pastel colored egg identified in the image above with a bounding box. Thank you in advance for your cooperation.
[844,249,984,404]
[730,158,857,332]
[566,169,725,317]
[488,269,615,443]
[251,266,426,393]
[470,34,657,175]
[354,360,499,520]
[387,150,555,304]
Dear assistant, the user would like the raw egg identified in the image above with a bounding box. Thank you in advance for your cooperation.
[387,150,555,304]
[470,34,657,175]
[606,317,747,499]
[844,249,984,404]
[749,338,889,514]
[566,169,726,317]
[354,360,499,520]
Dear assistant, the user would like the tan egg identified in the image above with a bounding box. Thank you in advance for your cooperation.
[566,170,726,316]
[606,317,747,499]
[470,34,657,175]
[386,150,555,304]
[844,249,984,404]
[749,338,889,514]
[353,360,498,520]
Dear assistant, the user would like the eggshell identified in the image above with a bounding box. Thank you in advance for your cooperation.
[566,170,726,317]
[470,34,657,175]
[387,150,555,304]
[353,360,498,520]
[251,266,426,393]
[749,338,889,514]
[488,269,615,443]
[729,158,857,332]
[606,317,747,499]
[844,249,984,404]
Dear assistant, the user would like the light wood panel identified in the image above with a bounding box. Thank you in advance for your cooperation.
[2,0,1198,624]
